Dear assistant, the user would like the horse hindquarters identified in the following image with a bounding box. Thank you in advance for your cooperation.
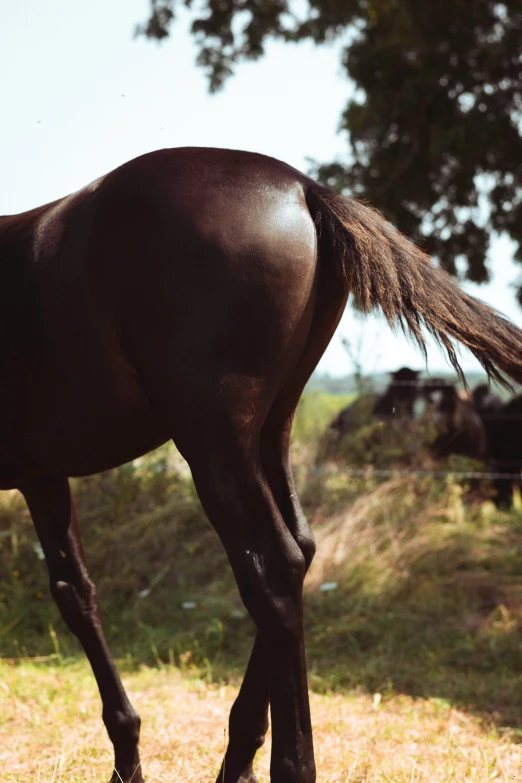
[121,174,348,780]
[213,273,348,783]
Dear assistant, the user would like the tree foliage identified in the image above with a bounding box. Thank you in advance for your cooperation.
[138,1,522,293]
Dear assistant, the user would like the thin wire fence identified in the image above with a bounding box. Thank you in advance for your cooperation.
[301,465,522,481]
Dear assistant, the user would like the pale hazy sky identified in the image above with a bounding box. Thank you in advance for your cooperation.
[2,0,521,379]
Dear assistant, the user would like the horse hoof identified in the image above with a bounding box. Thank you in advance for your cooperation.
[109,768,144,783]
[238,772,259,783]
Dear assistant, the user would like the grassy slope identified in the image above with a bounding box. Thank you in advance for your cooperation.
[2,390,522,777]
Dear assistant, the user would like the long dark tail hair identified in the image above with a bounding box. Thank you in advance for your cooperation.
[307,185,522,388]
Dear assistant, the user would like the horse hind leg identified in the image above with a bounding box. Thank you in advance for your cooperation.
[21,476,143,783]
[215,414,316,783]
[214,635,269,783]
[209,276,347,783]
[182,417,315,783]
[216,398,326,781]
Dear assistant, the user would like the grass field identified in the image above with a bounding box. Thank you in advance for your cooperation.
[3,391,522,781]
[3,659,522,782]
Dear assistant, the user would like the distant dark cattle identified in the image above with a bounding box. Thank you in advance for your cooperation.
[425,380,487,460]
[329,368,522,506]
[329,367,421,439]
[433,383,522,507]
[373,367,421,419]
[330,371,488,464]
[474,388,522,506]
[472,384,504,417]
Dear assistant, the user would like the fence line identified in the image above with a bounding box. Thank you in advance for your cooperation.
[366,377,517,388]
[371,378,456,387]
[297,466,522,481]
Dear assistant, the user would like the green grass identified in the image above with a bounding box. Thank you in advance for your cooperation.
[291,390,355,447]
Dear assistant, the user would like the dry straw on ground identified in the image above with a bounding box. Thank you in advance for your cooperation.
[2,660,522,782]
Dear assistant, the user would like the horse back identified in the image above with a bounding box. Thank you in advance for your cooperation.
[0,148,317,479]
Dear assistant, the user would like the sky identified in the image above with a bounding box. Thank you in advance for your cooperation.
[2,0,521,380]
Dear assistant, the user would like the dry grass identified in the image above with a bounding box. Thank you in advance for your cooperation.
[2,660,522,783]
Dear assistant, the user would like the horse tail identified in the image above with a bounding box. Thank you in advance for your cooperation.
[306,184,522,389]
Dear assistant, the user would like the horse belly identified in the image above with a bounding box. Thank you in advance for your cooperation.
[19,368,169,477]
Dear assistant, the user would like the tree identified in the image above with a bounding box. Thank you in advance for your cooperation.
[137,1,522,295]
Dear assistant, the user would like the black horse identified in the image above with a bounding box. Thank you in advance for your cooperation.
[3,147,522,783]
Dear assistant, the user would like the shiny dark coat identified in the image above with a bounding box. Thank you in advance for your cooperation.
[3,147,522,783]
